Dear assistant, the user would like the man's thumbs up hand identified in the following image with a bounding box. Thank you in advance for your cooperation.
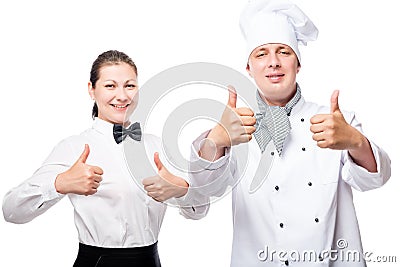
[310,90,362,150]
[200,85,256,161]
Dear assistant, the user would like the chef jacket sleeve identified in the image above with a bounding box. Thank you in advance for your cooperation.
[187,130,237,199]
[341,112,391,191]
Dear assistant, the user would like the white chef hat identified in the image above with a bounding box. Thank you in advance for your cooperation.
[239,0,319,63]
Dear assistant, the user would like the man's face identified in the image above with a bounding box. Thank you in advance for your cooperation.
[247,43,300,106]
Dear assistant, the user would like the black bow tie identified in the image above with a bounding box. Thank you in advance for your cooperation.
[113,122,142,144]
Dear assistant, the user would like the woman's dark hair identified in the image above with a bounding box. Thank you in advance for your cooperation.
[90,50,138,119]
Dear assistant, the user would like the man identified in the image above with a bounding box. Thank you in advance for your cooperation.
[182,0,391,266]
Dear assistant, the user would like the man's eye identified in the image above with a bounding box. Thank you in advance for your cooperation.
[256,52,266,57]
[280,51,289,55]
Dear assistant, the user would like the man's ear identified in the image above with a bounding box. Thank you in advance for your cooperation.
[296,61,301,74]
[246,63,252,77]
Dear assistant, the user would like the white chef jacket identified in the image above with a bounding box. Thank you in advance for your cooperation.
[2,118,202,248]
[187,96,391,267]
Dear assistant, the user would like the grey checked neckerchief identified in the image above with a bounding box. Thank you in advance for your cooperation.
[254,87,301,156]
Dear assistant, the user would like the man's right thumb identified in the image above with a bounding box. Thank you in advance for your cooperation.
[227,85,237,108]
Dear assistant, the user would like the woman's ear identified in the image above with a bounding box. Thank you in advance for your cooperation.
[88,82,95,100]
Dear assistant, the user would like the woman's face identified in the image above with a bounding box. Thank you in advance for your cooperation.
[88,62,138,125]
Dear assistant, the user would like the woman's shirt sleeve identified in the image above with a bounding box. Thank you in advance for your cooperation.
[2,139,73,224]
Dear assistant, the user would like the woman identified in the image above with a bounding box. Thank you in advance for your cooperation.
[2,50,189,266]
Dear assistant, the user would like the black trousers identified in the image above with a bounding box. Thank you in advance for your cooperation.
[73,242,161,267]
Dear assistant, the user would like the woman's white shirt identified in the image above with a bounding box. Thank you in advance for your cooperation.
[3,118,182,247]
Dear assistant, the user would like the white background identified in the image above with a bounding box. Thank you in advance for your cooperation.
[0,0,399,266]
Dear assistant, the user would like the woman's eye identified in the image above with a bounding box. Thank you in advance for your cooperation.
[105,84,114,88]
[126,84,136,88]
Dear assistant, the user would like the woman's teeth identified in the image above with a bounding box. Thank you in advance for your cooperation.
[111,104,128,109]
